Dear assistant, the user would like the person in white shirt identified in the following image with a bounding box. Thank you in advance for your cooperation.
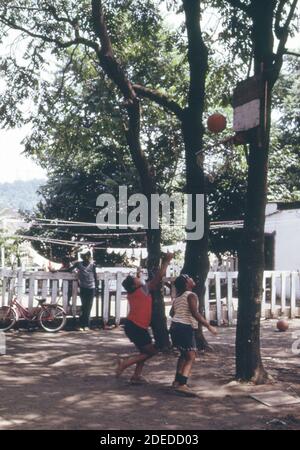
[170,274,217,396]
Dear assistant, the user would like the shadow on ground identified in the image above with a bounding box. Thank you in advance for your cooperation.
[0,320,300,430]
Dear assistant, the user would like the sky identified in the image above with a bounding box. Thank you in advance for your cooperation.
[0,127,46,183]
[0,6,298,185]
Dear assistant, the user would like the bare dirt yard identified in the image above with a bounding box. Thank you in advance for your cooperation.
[0,320,300,430]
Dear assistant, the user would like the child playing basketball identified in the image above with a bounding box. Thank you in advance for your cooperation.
[116,253,174,384]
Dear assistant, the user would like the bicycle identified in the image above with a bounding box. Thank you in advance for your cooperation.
[0,295,67,333]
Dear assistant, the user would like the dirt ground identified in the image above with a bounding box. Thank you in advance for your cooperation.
[0,319,300,430]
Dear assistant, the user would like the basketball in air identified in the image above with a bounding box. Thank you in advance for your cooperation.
[276,319,289,332]
[207,113,227,133]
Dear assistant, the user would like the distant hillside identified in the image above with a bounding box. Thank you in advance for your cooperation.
[0,179,45,211]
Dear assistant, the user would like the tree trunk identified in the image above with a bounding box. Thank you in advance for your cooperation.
[91,2,170,350]
[236,0,275,383]
[125,101,170,350]
[180,0,210,351]
[148,228,170,350]
[181,111,210,351]
[236,133,270,383]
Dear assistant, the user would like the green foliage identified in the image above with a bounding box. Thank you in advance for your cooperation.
[0,0,298,263]
[269,55,300,200]
[23,166,145,264]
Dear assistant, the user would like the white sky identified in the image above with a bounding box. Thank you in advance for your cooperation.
[0,127,46,183]
[0,6,298,184]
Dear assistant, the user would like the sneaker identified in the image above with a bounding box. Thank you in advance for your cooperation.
[130,376,149,385]
[174,384,198,397]
[172,380,180,388]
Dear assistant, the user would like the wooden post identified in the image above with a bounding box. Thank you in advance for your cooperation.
[28,275,35,313]
[2,276,7,307]
[115,272,122,326]
[72,280,78,317]
[42,279,48,301]
[280,272,287,316]
[62,280,68,311]
[103,272,110,326]
[51,280,58,304]
[16,269,23,303]
[100,279,104,318]
[215,272,222,326]
[227,273,234,325]
[95,274,100,318]
[290,272,296,319]
[271,272,277,318]
[204,278,210,322]
[261,272,266,320]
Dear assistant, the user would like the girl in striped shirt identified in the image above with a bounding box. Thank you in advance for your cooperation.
[170,274,217,396]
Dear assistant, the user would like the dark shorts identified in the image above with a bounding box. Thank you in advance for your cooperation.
[170,322,197,353]
[124,319,152,352]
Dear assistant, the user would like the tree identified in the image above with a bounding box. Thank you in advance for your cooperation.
[216,0,299,383]
[269,54,300,200]
[22,55,183,265]
[0,0,212,350]
[0,0,188,349]
[133,0,211,349]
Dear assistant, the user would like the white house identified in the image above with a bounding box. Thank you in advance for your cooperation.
[265,201,300,300]
[265,201,300,271]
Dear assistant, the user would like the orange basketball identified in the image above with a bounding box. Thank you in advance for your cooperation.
[207,113,227,133]
[277,319,289,332]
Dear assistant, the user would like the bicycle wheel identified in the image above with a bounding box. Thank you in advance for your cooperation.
[0,306,17,331]
[39,305,67,332]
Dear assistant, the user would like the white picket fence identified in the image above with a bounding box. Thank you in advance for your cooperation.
[0,268,299,326]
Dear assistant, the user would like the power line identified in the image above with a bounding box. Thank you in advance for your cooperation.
[31,217,145,228]
[2,218,146,232]
[2,214,300,231]
[4,234,108,248]
[45,229,146,237]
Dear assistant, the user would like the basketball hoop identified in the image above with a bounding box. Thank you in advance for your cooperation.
[195,131,249,171]
[232,76,263,133]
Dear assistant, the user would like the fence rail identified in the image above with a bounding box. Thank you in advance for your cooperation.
[0,269,299,326]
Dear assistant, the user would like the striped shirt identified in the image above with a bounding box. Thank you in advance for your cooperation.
[171,290,198,329]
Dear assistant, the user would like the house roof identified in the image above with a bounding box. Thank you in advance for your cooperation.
[275,201,300,211]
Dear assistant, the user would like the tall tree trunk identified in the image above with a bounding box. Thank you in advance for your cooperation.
[181,0,210,350]
[125,100,169,349]
[236,0,275,383]
[236,131,270,383]
[91,1,169,349]
[181,112,210,350]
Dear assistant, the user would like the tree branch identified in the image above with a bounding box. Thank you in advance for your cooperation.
[0,16,99,52]
[275,0,287,39]
[54,45,80,102]
[132,84,184,119]
[91,0,137,101]
[273,0,298,82]
[91,0,157,196]
[182,0,208,111]
[283,50,300,57]
[91,0,113,56]
[224,0,252,15]
[46,5,77,28]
